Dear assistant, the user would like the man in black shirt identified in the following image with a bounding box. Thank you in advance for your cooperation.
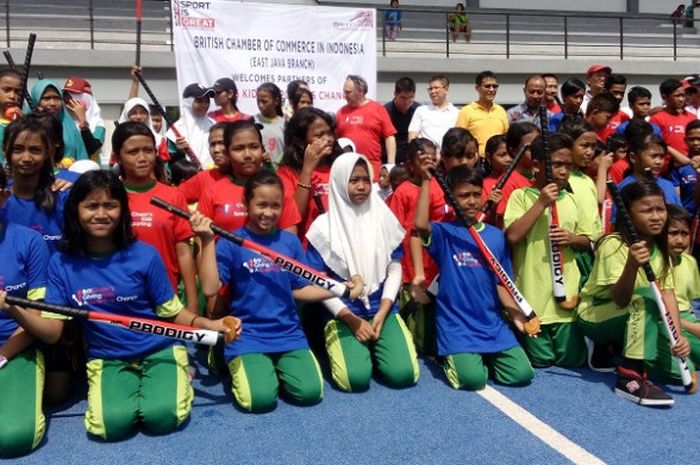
[384,77,420,164]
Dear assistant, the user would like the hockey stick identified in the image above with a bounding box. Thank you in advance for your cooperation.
[16,34,37,113]
[134,70,203,169]
[150,197,353,299]
[606,180,695,392]
[3,47,37,113]
[135,0,143,67]
[540,106,577,310]
[477,142,530,223]
[429,167,540,335]
[5,295,234,347]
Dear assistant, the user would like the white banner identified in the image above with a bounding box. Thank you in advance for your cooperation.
[171,1,377,115]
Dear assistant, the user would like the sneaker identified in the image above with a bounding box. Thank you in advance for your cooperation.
[615,367,674,407]
[585,337,616,373]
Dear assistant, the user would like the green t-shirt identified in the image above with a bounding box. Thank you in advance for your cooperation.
[577,234,674,323]
[504,187,592,324]
[673,253,700,313]
[568,171,603,241]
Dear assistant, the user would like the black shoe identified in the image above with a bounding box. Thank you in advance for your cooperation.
[585,338,616,373]
[615,367,674,407]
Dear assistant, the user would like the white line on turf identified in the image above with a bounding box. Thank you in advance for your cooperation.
[477,386,606,465]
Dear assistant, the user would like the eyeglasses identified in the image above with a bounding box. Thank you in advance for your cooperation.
[482,84,500,89]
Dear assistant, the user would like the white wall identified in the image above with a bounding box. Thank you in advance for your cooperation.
[639,0,683,14]
[480,0,626,12]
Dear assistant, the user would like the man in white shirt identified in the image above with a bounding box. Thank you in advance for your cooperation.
[408,75,459,149]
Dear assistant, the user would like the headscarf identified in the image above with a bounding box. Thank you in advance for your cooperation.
[375,163,395,201]
[29,80,89,160]
[167,97,214,167]
[65,90,105,140]
[306,153,405,303]
[118,97,164,148]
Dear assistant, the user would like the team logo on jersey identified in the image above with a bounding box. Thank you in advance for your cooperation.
[72,286,116,306]
[242,257,280,274]
[217,202,247,218]
[131,211,154,228]
[0,276,28,292]
[452,251,480,267]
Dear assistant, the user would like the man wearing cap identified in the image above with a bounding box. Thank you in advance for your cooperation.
[168,83,216,167]
[336,74,397,179]
[208,77,253,123]
[507,75,552,127]
[684,75,700,118]
[581,64,611,115]
[63,75,106,159]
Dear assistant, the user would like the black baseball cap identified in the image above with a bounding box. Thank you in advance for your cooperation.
[182,83,214,99]
[211,77,237,92]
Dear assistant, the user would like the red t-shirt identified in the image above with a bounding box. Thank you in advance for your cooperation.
[336,100,397,180]
[388,178,448,284]
[609,158,629,184]
[198,176,301,232]
[276,165,331,242]
[482,171,532,227]
[178,168,226,204]
[597,111,629,144]
[127,182,193,289]
[207,110,253,123]
[650,109,696,174]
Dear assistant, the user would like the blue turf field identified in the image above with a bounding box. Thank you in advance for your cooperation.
[5,349,697,465]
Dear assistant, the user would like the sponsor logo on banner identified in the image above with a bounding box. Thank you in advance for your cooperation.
[333,11,374,31]
[173,0,215,29]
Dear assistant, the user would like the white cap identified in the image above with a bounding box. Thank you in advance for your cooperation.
[68,160,101,174]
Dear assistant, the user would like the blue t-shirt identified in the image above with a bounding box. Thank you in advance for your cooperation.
[615,120,662,138]
[45,241,178,360]
[306,244,403,319]
[427,221,519,356]
[613,175,682,223]
[384,9,402,26]
[217,227,310,360]
[3,190,69,253]
[55,169,81,183]
[0,219,50,345]
[669,164,697,215]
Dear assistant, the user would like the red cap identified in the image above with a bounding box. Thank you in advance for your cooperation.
[586,64,612,76]
[63,76,92,94]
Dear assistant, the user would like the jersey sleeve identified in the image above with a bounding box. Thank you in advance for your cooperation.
[589,236,627,287]
[197,186,215,218]
[171,190,195,243]
[379,105,397,138]
[278,189,302,230]
[687,256,700,301]
[426,221,446,264]
[215,239,235,286]
[23,232,50,300]
[144,248,178,308]
[43,255,72,320]
[503,188,529,229]
[178,172,202,204]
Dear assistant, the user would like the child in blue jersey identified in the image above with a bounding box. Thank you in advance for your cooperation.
[306,153,420,392]
[2,114,70,254]
[414,161,535,390]
[618,134,681,205]
[0,167,51,457]
[192,170,362,412]
[13,170,239,441]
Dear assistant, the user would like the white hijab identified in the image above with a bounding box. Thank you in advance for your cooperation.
[306,153,405,301]
[66,90,105,134]
[118,98,163,147]
[168,97,215,167]
[375,163,395,201]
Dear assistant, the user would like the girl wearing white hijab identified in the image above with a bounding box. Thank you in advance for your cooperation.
[116,97,170,162]
[306,152,419,392]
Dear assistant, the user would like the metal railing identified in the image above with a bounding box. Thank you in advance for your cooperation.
[2,1,699,61]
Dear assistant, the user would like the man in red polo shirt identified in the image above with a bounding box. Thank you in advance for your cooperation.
[336,75,397,179]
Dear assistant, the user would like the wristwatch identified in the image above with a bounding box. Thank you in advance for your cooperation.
[0,355,7,369]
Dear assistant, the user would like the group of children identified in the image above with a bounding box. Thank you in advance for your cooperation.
[2,65,700,458]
